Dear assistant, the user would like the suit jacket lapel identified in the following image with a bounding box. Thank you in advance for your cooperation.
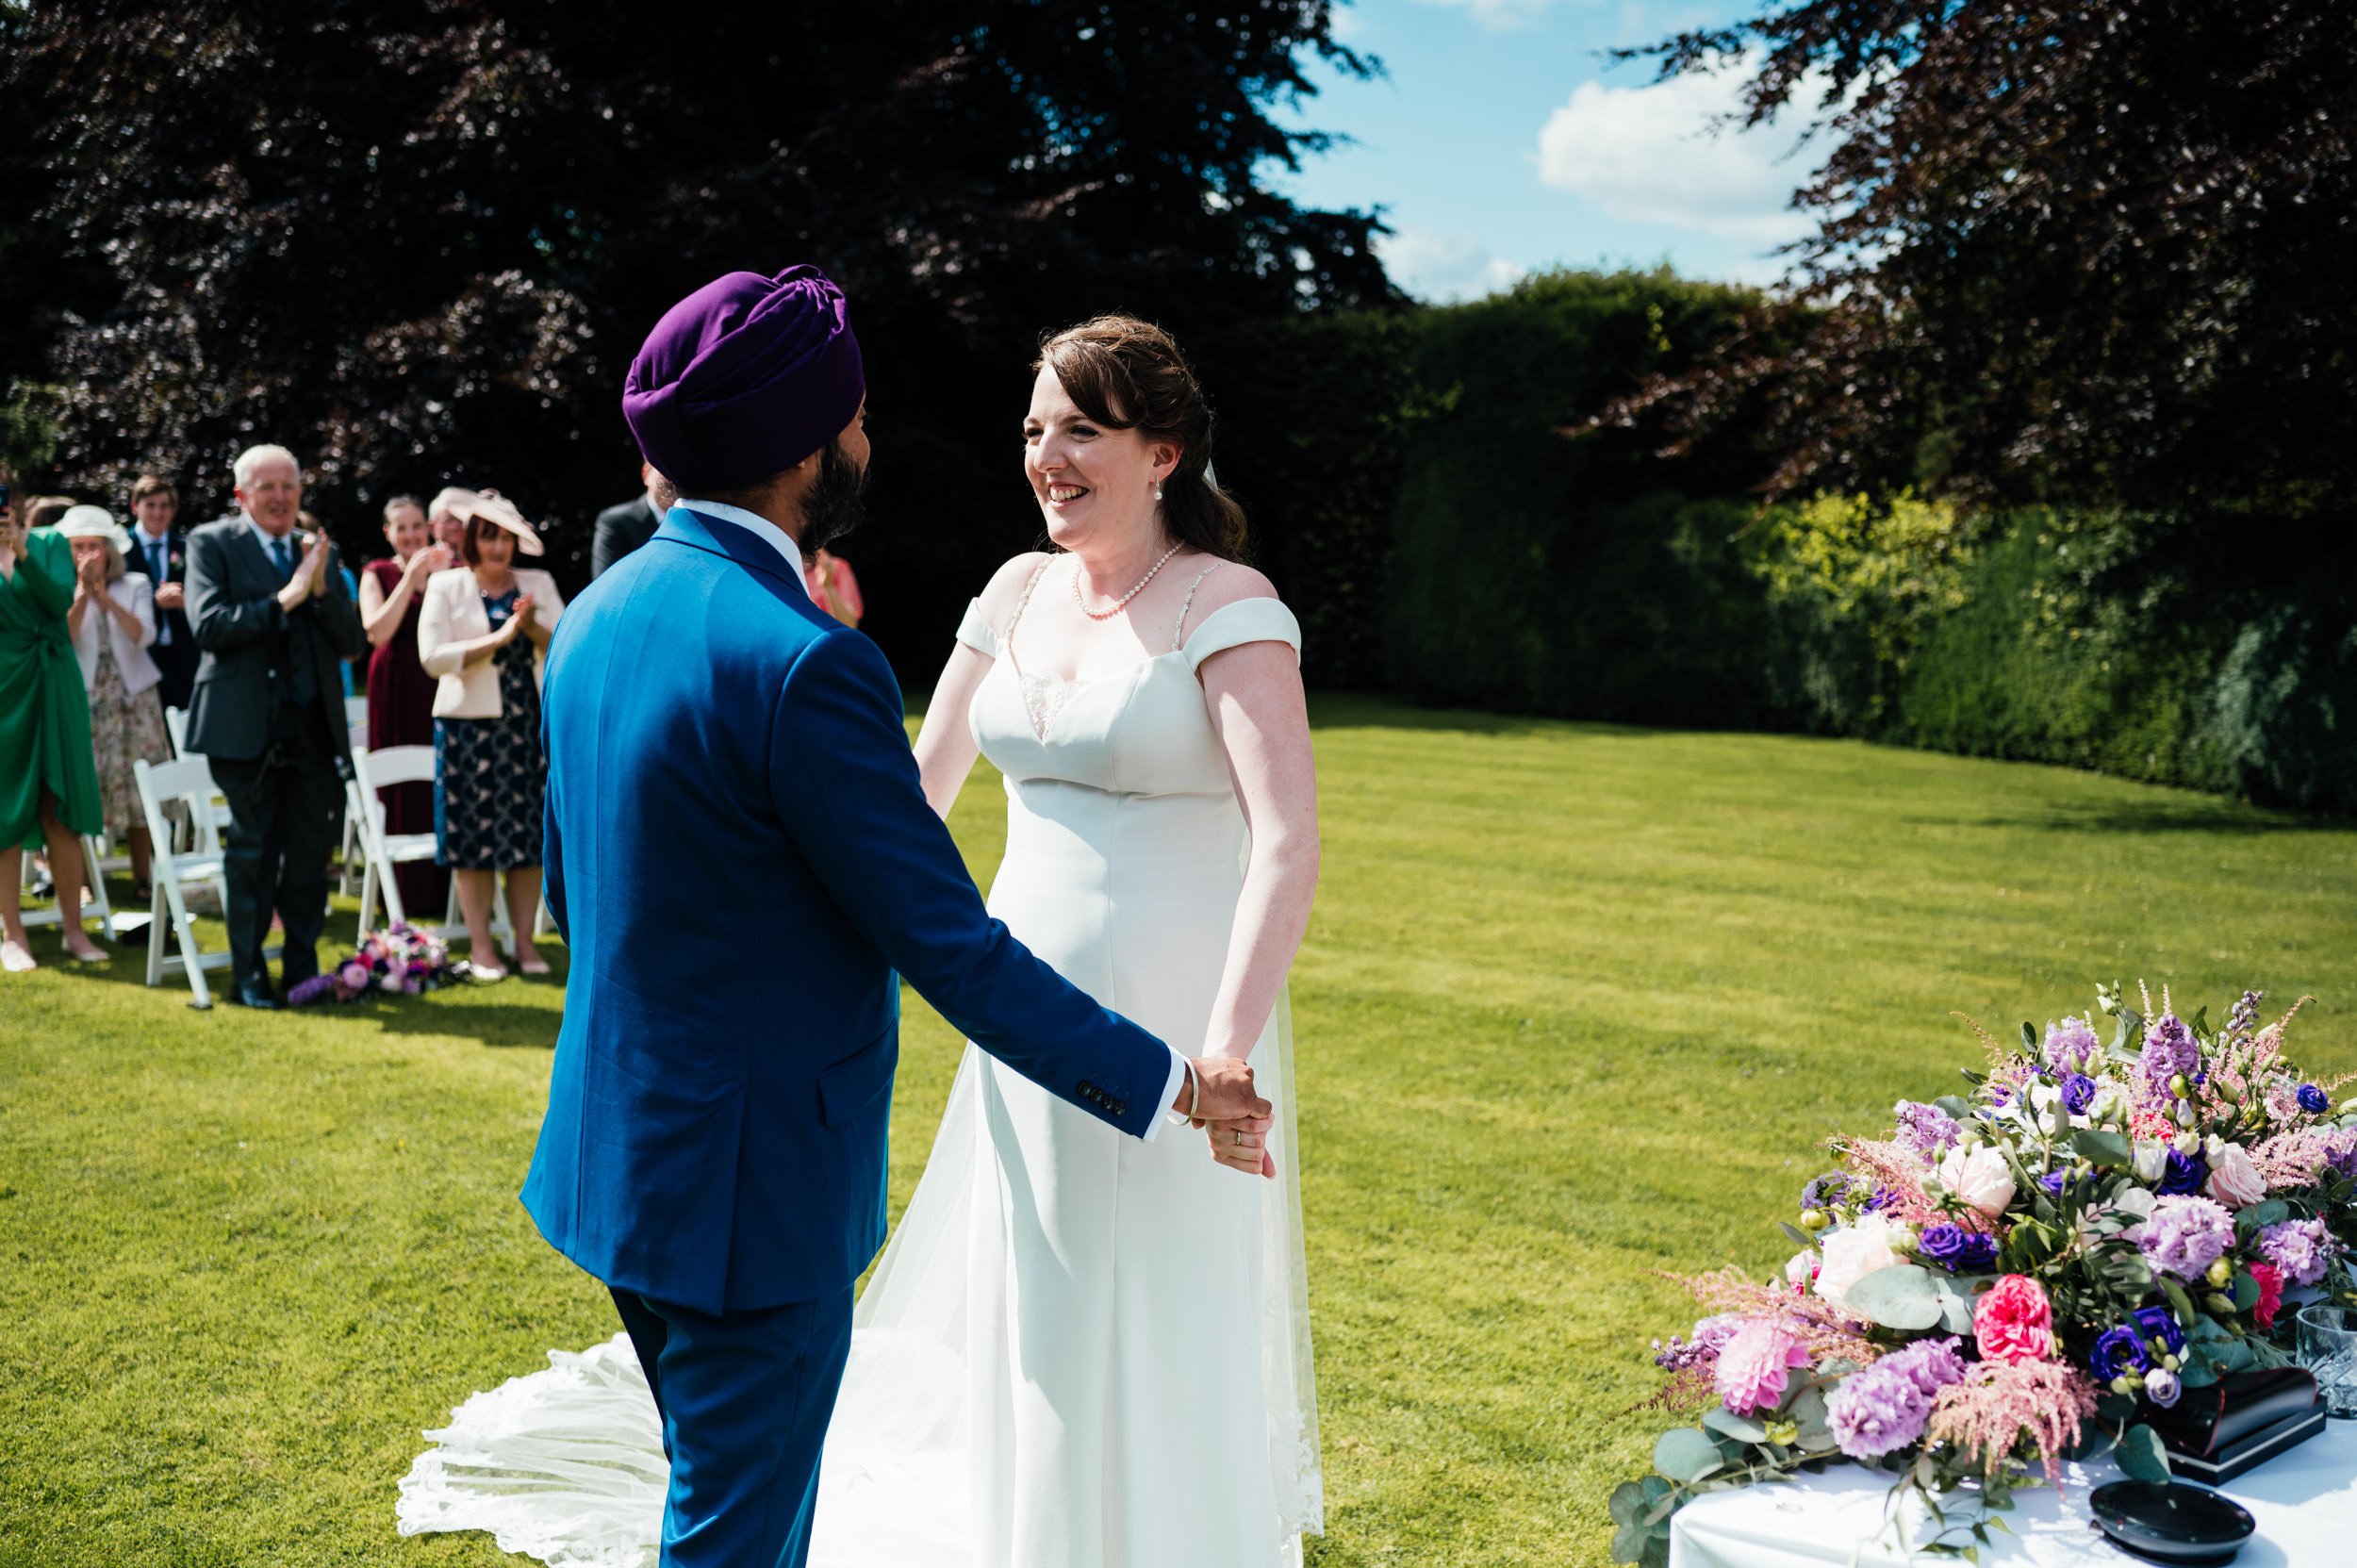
[231,524,280,592]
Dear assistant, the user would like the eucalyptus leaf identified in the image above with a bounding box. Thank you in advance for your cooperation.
[1640,1475,1672,1504]
[2072,1130,2133,1168]
[2116,1424,2171,1484]
[1932,1276,1976,1335]
[2231,1271,2260,1310]
[1608,1481,1649,1527]
[1653,1428,1722,1484]
[1611,1521,1647,1563]
[2178,1357,2218,1389]
[2235,1199,2289,1235]
[1702,1408,1768,1444]
[1935,1094,1974,1121]
[1642,1492,1684,1526]
[1842,1264,1946,1330]
[1780,1221,1816,1248]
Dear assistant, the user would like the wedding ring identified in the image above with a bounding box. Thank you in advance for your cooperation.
[1231,1131,1244,1147]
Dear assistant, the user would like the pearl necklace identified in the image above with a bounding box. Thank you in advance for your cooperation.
[1073,542,1183,620]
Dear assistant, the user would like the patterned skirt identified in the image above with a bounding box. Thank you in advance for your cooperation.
[434,710,546,871]
[88,648,173,839]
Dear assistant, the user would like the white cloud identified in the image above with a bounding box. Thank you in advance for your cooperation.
[1535,58,1831,249]
[1376,227,1525,303]
[1409,0,1561,32]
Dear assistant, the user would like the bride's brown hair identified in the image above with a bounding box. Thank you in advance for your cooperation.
[1033,316,1248,560]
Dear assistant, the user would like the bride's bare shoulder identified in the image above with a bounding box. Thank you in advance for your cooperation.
[976,551,1054,625]
[1178,558,1281,628]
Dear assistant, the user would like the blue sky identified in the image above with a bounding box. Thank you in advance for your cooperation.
[1269,0,1834,300]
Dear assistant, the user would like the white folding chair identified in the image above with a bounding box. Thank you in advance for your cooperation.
[339,697,372,893]
[134,755,245,1008]
[350,744,454,942]
[162,706,235,854]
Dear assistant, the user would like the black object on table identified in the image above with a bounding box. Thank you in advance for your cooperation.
[2146,1368,2325,1485]
[2089,1481,2257,1565]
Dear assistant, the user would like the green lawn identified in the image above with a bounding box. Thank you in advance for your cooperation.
[5,695,2353,1567]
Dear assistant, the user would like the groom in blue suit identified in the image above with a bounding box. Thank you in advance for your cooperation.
[521,267,1272,1568]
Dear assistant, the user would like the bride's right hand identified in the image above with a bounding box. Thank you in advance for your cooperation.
[1205,1114,1276,1179]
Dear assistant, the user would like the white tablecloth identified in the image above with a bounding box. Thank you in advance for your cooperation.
[1670,1419,2357,1567]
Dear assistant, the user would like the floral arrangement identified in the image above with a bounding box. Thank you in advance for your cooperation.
[288,923,463,1004]
[1611,984,2357,1565]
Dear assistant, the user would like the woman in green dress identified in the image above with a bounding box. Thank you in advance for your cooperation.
[1,480,108,973]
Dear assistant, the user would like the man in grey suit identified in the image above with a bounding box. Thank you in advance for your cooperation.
[588,461,675,579]
[183,444,368,1008]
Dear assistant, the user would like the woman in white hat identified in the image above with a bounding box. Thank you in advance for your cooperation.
[417,491,565,979]
[58,504,173,899]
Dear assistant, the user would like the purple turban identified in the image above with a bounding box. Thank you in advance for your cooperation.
[621,265,865,492]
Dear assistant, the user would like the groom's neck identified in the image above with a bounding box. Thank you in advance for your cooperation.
[692,473,808,546]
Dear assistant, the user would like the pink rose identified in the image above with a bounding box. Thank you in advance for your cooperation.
[2204,1142,2266,1209]
[1972,1273,2054,1364]
[1713,1320,1813,1416]
[2249,1262,2284,1329]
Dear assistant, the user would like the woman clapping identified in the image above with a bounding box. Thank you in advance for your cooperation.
[416,492,563,980]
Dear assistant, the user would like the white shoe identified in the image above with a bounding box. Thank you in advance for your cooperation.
[1,939,35,974]
[469,962,508,982]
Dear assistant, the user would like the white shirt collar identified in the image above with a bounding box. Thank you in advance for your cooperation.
[674,499,814,602]
[239,509,297,551]
[135,520,173,547]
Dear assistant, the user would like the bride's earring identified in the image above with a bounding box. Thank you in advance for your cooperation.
[1152,478,1164,502]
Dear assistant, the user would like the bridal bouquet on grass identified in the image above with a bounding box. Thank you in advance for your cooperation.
[288,923,462,1004]
[1611,984,2357,1565]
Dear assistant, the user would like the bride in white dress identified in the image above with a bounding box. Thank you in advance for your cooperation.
[398,315,1324,1568]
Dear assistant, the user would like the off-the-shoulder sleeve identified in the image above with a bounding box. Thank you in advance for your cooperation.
[954,598,1000,658]
[1181,597,1302,673]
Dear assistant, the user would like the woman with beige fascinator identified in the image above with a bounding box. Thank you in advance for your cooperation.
[416,489,566,980]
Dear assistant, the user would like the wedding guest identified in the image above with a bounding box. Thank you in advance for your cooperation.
[357,494,455,919]
[23,496,74,533]
[417,492,564,980]
[58,506,173,898]
[425,487,476,559]
[589,461,668,579]
[126,475,197,715]
[0,476,108,971]
[804,548,865,627]
[184,444,369,1008]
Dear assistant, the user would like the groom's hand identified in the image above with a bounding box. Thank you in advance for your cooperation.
[1179,1056,1270,1125]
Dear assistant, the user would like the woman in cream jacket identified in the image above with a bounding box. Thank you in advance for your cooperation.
[415,493,564,980]
[58,506,173,898]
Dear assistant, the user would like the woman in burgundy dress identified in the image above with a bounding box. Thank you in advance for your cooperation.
[357,494,456,921]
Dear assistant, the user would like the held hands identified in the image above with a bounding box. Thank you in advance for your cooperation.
[276,532,330,612]
[154,581,185,612]
[1178,1057,1277,1180]
[406,542,456,581]
[505,592,537,641]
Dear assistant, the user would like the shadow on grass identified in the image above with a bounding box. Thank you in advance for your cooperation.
[1951,798,2343,836]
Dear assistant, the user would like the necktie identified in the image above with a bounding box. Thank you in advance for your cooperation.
[272,536,292,583]
[148,540,171,644]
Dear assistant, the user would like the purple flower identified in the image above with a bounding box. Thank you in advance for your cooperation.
[2045,1017,2102,1075]
[1896,1100,1963,1158]
[1918,1223,2001,1274]
[2258,1216,2336,1288]
[2228,989,2265,1038]
[2090,1326,2151,1381]
[2146,1367,2183,1408]
[2298,1084,2330,1115]
[1825,1361,1932,1461]
[1655,1313,1742,1373]
[2157,1148,2208,1197]
[1802,1175,1857,1213]
[1881,1335,1970,1396]
[1862,1185,1903,1213]
[2326,1131,2357,1182]
[288,974,339,1007]
[2132,1304,2186,1358]
[2140,1015,2201,1094]
[2135,1195,2235,1281]
[2060,1072,2100,1116]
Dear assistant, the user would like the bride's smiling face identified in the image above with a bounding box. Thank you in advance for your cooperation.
[1023,368,1174,553]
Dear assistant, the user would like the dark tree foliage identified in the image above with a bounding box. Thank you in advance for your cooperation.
[3,0,1392,666]
[1602,2,2357,527]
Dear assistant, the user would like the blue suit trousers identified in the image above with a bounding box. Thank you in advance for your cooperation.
[612,1286,857,1568]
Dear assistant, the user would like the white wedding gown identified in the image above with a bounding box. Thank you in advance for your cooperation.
[398,573,1323,1568]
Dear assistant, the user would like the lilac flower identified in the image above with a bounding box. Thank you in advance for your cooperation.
[1881,1335,1970,1396]
[2045,1016,2102,1075]
[1826,1361,1932,1461]
[2139,1015,2201,1095]
[1918,1224,2001,1274]
[2258,1216,2336,1288]
[2134,1196,2235,1281]
[2298,1084,2331,1115]
[2228,989,2265,1038]
[1655,1313,1742,1372]
[2132,1305,2186,1358]
[2090,1326,2151,1381]
[1895,1100,1963,1158]
[2157,1148,2208,1197]
[2060,1072,2100,1116]
[1802,1175,1857,1213]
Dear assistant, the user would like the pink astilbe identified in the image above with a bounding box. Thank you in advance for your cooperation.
[1834,1140,1948,1229]
[2249,1131,2335,1191]
[1678,1266,1885,1363]
[1925,1361,2101,1485]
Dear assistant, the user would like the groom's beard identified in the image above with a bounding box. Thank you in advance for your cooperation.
[799,438,869,554]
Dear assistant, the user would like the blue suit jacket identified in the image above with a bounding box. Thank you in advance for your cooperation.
[521,507,1174,1314]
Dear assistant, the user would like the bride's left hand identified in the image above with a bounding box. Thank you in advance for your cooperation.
[1205,1114,1276,1178]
